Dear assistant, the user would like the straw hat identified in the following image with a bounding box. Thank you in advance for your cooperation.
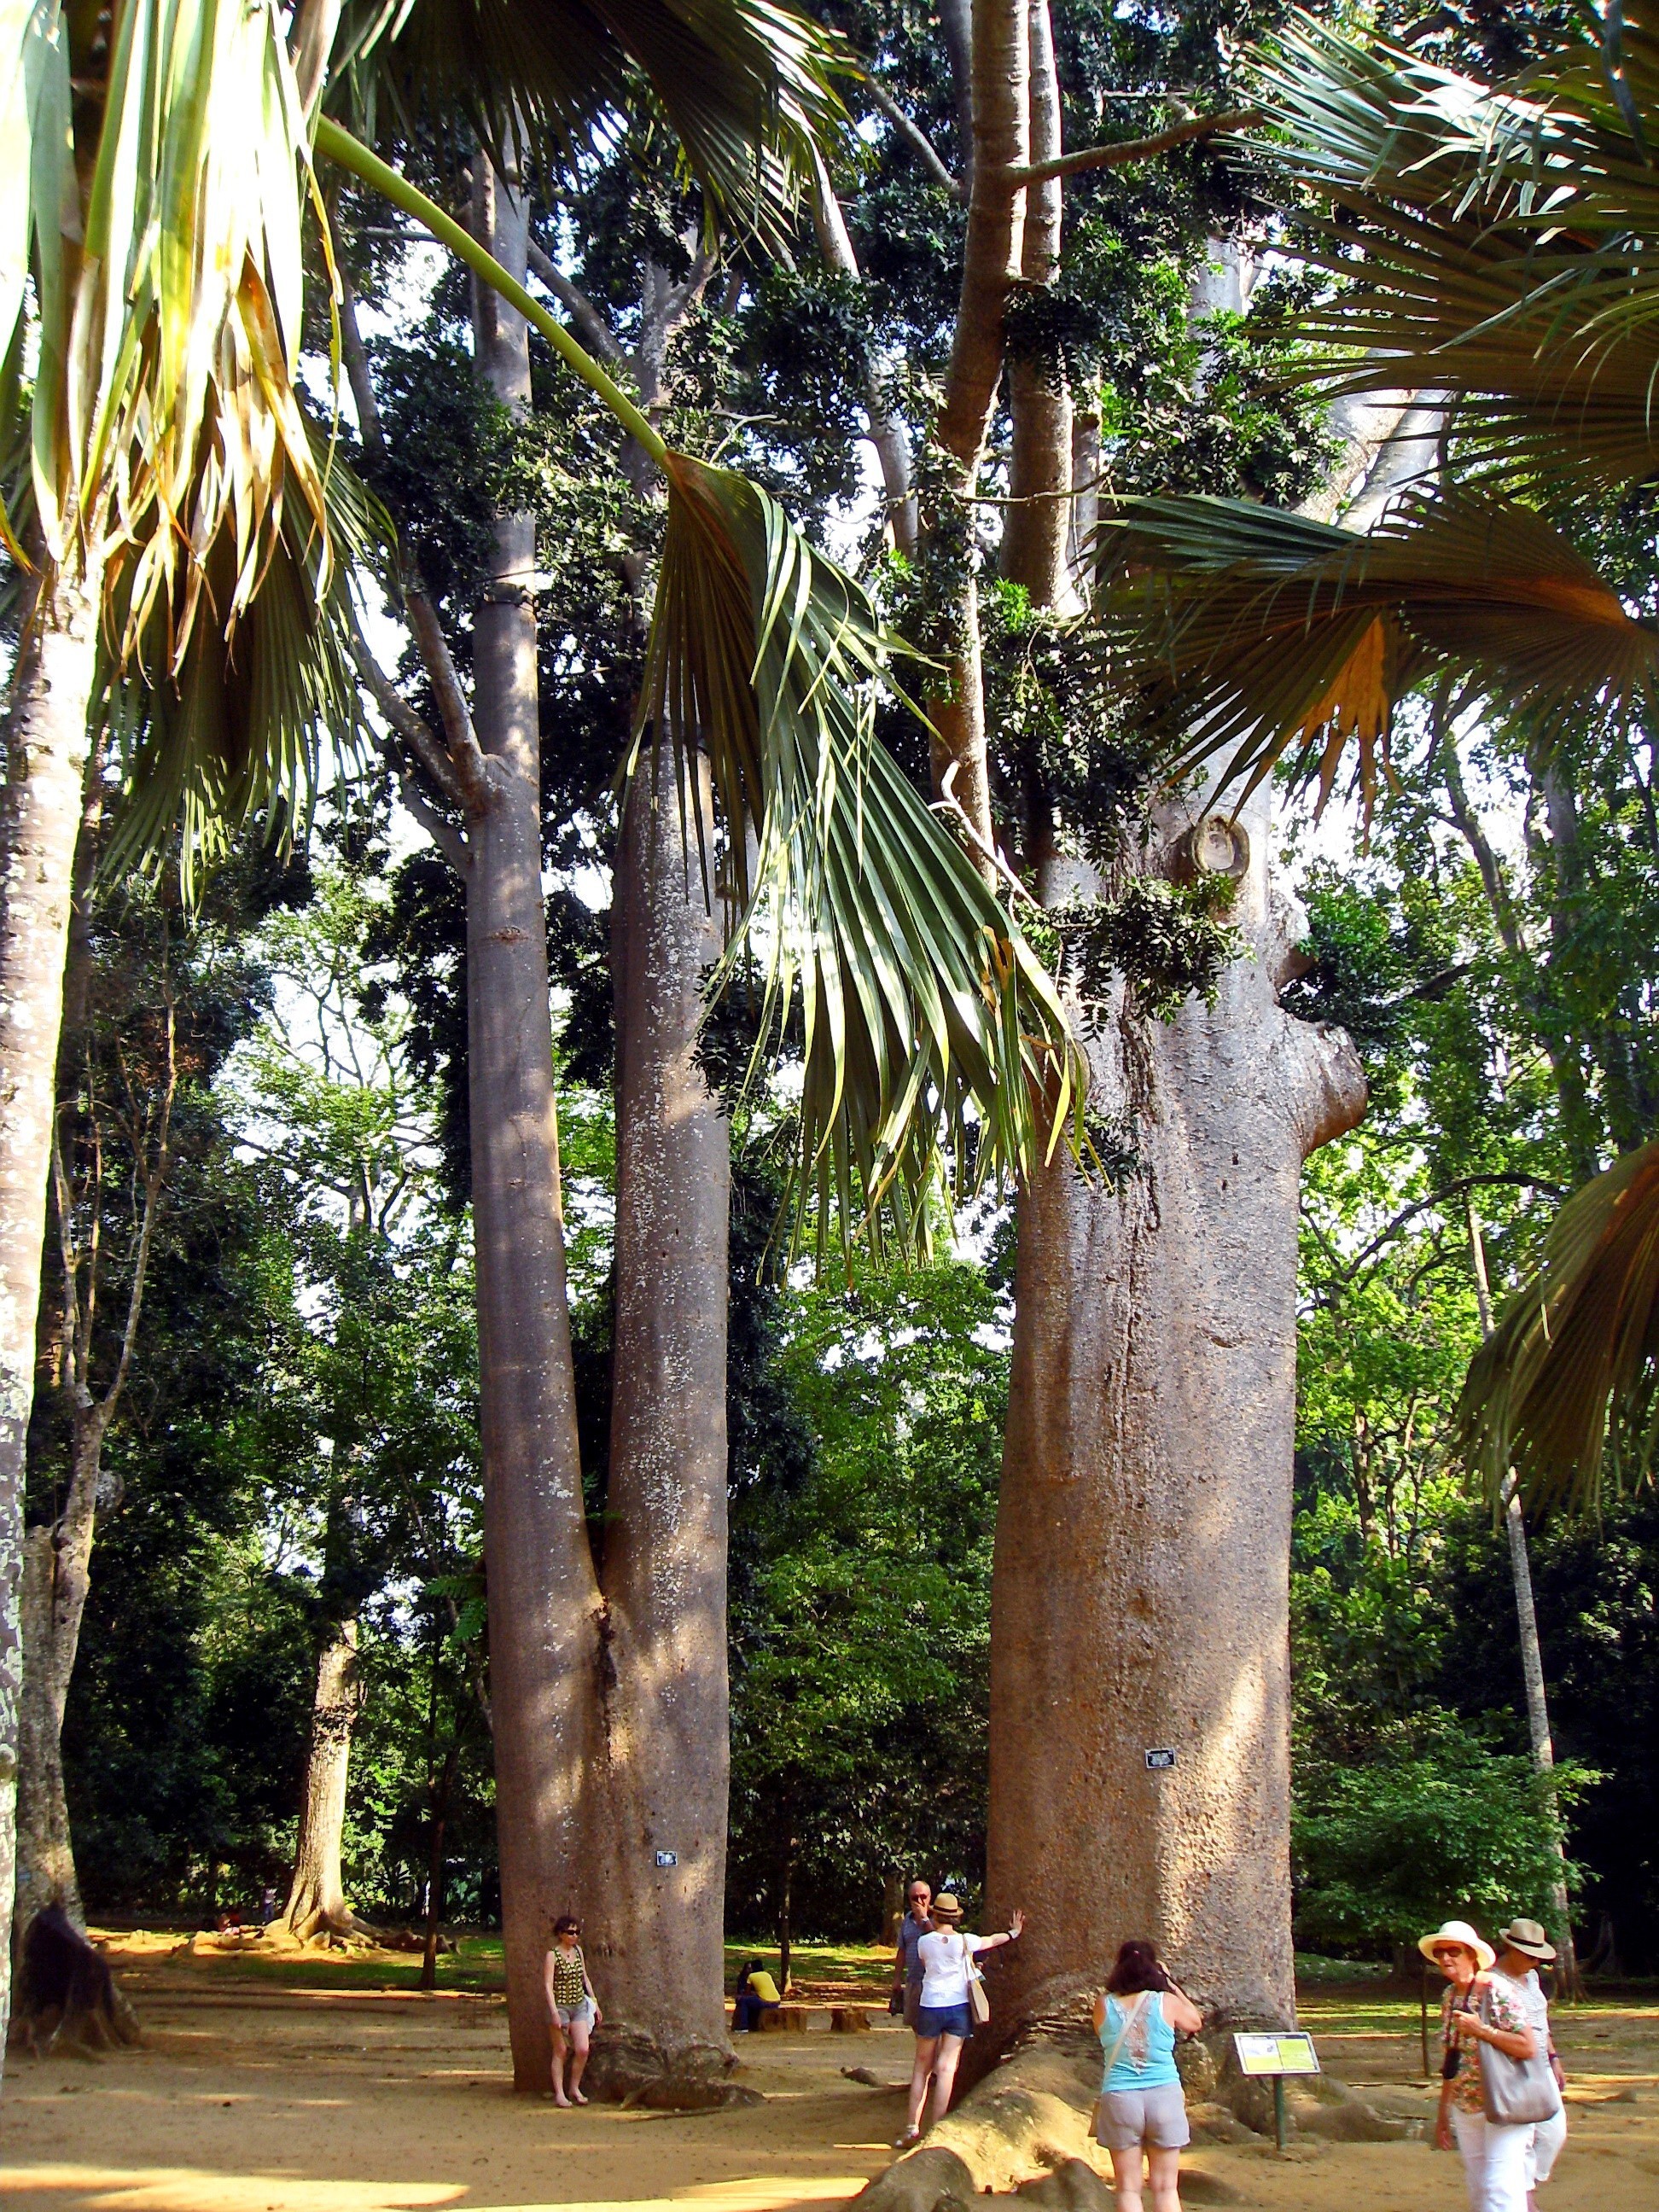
[931,1894,963,1920]
[1497,1918,1557,1963]
[1419,1919,1496,1971]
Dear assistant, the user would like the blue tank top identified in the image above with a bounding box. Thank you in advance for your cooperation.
[1100,1992,1179,2091]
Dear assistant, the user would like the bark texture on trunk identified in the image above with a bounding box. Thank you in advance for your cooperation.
[15,1528,83,1939]
[17,1412,112,1942]
[467,156,602,2092]
[282,1617,364,1936]
[982,801,1366,2040]
[927,0,1030,870]
[1001,0,1072,611]
[588,743,733,2095]
[0,559,102,2061]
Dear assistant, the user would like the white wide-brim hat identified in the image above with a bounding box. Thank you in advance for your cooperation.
[1419,1919,1496,1971]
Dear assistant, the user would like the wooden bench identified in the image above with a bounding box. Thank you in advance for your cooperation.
[830,2005,875,2033]
[757,2004,812,2034]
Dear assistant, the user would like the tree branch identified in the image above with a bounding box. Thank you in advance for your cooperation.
[525,239,626,365]
[399,772,473,876]
[865,78,965,201]
[1009,108,1258,186]
[404,596,491,801]
[349,616,469,810]
[1330,1172,1568,1284]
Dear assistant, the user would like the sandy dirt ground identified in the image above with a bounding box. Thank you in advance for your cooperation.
[2,1938,1656,2212]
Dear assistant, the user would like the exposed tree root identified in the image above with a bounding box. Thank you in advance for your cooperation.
[585,2024,762,2110]
[10,1906,141,2059]
[849,2020,1412,2209]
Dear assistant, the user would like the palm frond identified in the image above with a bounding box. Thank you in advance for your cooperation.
[96,440,394,902]
[1242,12,1659,490]
[11,0,331,645]
[1458,1138,1659,1516]
[334,0,848,253]
[1096,488,1659,813]
[640,453,1084,1258]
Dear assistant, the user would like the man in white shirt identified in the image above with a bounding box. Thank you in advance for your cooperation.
[1493,1918,1569,2208]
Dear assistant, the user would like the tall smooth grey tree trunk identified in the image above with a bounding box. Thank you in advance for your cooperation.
[465,154,603,2092]
[281,1616,363,1937]
[1467,1207,1581,1994]
[590,742,733,2096]
[0,556,102,2065]
[982,805,1366,2036]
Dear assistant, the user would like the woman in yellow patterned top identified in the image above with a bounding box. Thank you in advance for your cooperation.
[542,1916,602,2104]
[1424,1918,1540,2212]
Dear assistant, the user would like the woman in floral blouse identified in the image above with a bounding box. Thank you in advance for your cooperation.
[1423,1918,1542,2212]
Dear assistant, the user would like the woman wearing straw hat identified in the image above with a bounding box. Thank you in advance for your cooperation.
[1492,1920,1569,2207]
[894,1893,1024,2149]
[1424,1918,1545,2212]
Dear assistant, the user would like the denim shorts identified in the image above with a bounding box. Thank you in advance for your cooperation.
[1095,2083,1189,2150]
[555,1998,595,2031]
[917,2001,974,2040]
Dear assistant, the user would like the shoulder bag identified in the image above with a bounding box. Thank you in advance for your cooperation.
[962,1934,991,2025]
[1476,1979,1563,2126]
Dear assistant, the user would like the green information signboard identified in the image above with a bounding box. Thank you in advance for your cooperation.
[1231,2031,1321,2148]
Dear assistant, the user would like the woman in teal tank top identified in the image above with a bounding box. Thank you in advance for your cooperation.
[1091,1940,1205,2212]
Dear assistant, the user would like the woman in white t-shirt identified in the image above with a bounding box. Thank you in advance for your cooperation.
[894,1895,1025,2149]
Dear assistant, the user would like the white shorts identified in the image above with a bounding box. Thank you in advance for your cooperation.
[1095,2084,1190,2151]
[555,1998,595,2031]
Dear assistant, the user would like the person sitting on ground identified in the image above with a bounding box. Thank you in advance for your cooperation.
[1091,1937,1204,2212]
[890,1878,933,2035]
[896,1894,1025,2150]
[1426,1917,1543,2212]
[543,1914,602,2105]
[1491,1919,1569,2210]
[733,1957,782,2032]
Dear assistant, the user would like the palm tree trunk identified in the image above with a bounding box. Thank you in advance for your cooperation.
[0,556,102,2064]
[590,742,733,2098]
[1466,1206,1582,1996]
[281,1616,364,1938]
[465,150,605,2092]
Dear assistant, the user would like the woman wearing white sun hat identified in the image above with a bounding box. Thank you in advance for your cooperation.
[1423,1918,1551,2212]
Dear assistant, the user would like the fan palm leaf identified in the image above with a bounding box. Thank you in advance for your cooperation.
[1096,488,1658,814]
[1458,1138,1659,1515]
[331,0,848,253]
[96,434,395,901]
[643,453,1082,1255]
[1237,11,1659,491]
[5,0,329,670]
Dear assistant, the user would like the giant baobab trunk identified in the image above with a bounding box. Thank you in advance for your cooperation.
[0,556,102,2064]
[281,1617,364,1939]
[981,808,1366,2039]
[588,743,733,2097]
